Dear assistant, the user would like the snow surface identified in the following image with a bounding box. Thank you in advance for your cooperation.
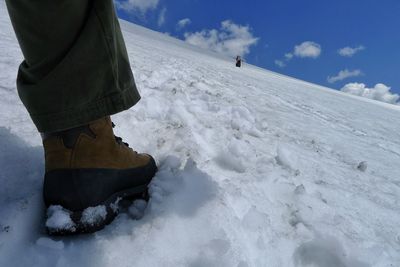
[1,2,400,266]
[128,199,148,219]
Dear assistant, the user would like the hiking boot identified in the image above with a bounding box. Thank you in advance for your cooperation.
[42,117,157,235]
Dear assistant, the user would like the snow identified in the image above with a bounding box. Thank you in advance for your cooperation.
[80,206,107,226]
[1,1,400,266]
[128,199,147,219]
[276,144,300,172]
[36,237,65,250]
[46,205,76,233]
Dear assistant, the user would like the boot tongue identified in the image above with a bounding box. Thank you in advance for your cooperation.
[42,125,96,149]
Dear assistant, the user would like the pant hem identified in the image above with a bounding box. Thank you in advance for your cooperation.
[32,86,140,133]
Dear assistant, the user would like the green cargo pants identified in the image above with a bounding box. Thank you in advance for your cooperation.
[5,0,140,132]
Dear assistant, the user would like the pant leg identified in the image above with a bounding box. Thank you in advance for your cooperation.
[5,0,140,132]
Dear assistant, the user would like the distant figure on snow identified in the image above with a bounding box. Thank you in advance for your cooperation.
[235,56,242,68]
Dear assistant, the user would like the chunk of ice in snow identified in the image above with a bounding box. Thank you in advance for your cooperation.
[81,205,107,225]
[215,139,248,173]
[276,144,298,170]
[128,199,148,219]
[46,205,75,232]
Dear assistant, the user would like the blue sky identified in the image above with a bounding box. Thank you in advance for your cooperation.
[115,0,400,100]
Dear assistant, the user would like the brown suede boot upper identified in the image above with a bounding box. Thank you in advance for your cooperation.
[43,117,150,172]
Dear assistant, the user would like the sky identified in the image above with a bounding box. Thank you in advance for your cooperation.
[114,0,400,102]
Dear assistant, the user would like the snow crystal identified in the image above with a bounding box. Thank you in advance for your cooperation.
[80,205,107,225]
[45,205,75,232]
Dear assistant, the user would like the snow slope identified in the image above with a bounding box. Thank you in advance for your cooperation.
[1,3,400,267]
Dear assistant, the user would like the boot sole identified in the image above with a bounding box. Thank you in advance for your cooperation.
[45,184,149,236]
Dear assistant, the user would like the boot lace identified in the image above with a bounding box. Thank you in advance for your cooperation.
[112,122,130,147]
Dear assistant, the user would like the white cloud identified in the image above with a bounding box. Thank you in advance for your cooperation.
[158,7,167,27]
[341,83,399,104]
[284,53,293,60]
[177,18,191,30]
[275,41,321,68]
[294,41,321,58]
[184,20,259,57]
[115,0,159,13]
[338,45,365,57]
[275,60,286,68]
[327,69,363,83]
